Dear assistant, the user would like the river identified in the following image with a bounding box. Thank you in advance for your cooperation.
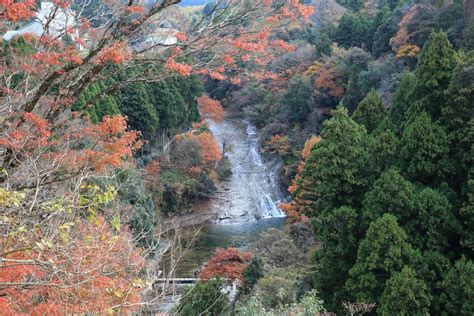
[175,116,287,277]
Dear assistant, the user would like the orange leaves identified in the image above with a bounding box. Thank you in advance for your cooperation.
[290,0,315,20]
[272,39,296,52]
[94,43,132,65]
[0,217,144,314]
[313,64,345,98]
[165,58,192,76]
[191,132,222,165]
[390,5,419,57]
[199,248,252,281]
[82,115,142,172]
[0,112,51,151]
[175,31,188,41]
[301,135,321,160]
[264,135,291,156]
[32,48,82,66]
[197,96,225,122]
[1,0,36,22]
[280,135,320,223]
[1,114,141,173]
[125,5,144,14]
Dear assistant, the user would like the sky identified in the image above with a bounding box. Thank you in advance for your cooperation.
[179,0,209,6]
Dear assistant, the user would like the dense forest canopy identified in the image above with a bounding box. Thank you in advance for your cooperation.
[0,0,473,314]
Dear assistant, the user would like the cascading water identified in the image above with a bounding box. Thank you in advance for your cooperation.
[206,118,285,223]
[168,116,287,281]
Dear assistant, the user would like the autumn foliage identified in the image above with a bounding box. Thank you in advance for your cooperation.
[199,248,252,281]
[197,96,225,122]
[191,132,222,165]
[0,217,144,314]
[0,0,315,312]
[280,135,321,223]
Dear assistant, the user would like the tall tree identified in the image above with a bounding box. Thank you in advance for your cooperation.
[379,266,432,315]
[295,106,369,216]
[362,168,417,228]
[399,112,451,184]
[441,257,474,315]
[409,32,458,120]
[352,89,387,133]
[345,214,416,304]
[313,206,360,313]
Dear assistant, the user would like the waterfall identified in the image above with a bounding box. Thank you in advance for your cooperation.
[207,118,285,224]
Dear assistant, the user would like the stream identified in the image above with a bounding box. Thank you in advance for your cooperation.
[176,116,287,277]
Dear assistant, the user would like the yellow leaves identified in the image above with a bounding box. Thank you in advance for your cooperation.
[36,239,53,250]
[396,44,421,58]
[132,278,145,288]
[0,187,25,207]
[42,197,74,214]
[112,215,121,233]
[79,184,117,221]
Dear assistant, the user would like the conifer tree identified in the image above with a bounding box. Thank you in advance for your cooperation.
[313,206,359,312]
[379,266,432,315]
[352,89,387,133]
[362,168,417,228]
[296,106,369,216]
[441,257,474,315]
[389,72,416,130]
[410,32,457,120]
[399,111,451,184]
[345,214,415,304]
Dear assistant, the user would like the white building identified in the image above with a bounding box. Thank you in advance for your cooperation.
[3,2,76,41]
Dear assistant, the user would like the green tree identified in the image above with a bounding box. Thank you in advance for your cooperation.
[362,169,417,228]
[441,257,474,315]
[379,266,432,315]
[241,257,264,295]
[389,72,416,130]
[296,106,369,215]
[352,89,387,133]
[280,76,314,125]
[117,81,160,138]
[345,214,415,304]
[409,32,457,120]
[313,206,359,312]
[368,128,399,175]
[399,112,450,184]
[175,279,229,316]
[408,187,457,252]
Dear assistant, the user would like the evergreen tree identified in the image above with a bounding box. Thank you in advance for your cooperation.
[389,72,416,131]
[345,214,415,304]
[409,32,457,120]
[296,106,369,215]
[117,81,160,138]
[399,112,451,184]
[352,89,387,133]
[280,76,314,125]
[368,127,399,175]
[441,257,474,315]
[362,169,417,228]
[408,187,457,252]
[379,266,432,315]
[313,206,359,312]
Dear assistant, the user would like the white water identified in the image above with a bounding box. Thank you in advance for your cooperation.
[207,118,285,223]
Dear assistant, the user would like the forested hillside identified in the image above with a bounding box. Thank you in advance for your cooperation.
[203,0,473,314]
[0,0,472,314]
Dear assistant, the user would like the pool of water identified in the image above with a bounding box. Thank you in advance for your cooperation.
[176,217,286,277]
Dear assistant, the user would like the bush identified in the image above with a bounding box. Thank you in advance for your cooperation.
[254,269,297,308]
[175,279,230,316]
